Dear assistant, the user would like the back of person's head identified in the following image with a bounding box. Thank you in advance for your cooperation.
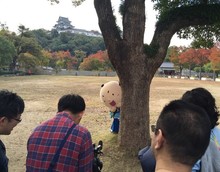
[58,94,85,114]
[156,100,211,166]
[181,87,220,129]
[0,90,25,119]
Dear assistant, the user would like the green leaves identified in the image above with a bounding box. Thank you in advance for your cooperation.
[72,0,86,7]
[153,0,220,49]
[0,36,16,68]
[144,43,159,57]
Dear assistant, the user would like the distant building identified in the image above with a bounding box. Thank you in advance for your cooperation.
[158,62,175,75]
[53,16,102,37]
[53,16,74,33]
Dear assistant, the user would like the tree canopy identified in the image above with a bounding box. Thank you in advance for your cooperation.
[153,0,220,47]
[30,29,105,55]
[0,35,16,68]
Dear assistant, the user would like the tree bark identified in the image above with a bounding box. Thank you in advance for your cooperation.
[119,67,153,151]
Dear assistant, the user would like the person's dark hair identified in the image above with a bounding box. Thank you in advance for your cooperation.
[0,90,25,119]
[58,94,85,114]
[156,100,211,166]
[181,87,220,129]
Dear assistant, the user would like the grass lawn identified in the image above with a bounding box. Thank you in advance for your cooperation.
[0,75,219,172]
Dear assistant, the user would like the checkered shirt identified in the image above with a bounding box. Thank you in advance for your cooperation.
[26,112,94,172]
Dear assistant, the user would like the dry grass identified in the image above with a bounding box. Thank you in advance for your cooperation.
[0,75,220,172]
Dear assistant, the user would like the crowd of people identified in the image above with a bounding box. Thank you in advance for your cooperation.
[0,87,219,172]
[138,87,220,172]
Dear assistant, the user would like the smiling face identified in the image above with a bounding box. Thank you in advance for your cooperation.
[100,81,122,112]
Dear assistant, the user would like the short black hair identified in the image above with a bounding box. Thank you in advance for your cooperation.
[58,94,85,114]
[182,87,220,129]
[157,100,211,166]
[0,90,25,119]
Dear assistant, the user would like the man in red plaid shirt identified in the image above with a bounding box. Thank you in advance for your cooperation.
[26,94,94,172]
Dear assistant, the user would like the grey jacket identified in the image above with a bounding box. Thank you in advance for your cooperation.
[192,127,220,172]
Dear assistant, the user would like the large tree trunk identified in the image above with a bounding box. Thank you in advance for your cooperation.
[112,42,157,151]
[119,70,152,151]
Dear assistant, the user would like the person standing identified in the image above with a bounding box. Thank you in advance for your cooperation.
[0,90,25,172]
[26,94,94,172]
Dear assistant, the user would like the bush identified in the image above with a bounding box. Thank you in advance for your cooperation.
[0,70,25,76]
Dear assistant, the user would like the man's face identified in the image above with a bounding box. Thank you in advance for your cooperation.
[0,114,22,135]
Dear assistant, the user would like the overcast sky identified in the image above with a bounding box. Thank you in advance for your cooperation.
[0,0,191,46]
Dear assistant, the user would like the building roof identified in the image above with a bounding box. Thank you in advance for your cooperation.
[160,62,174,68]
[53,16,102,37]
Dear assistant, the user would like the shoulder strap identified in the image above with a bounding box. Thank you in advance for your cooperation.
[47,123,77,171]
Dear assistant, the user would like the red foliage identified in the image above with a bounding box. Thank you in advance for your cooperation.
[209,46,220,63]
[209,45,220,71]
[194,48,210,66]
[87,50,108,62]
[179,48,197,64]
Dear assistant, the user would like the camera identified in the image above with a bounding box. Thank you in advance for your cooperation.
[93,140,103,172]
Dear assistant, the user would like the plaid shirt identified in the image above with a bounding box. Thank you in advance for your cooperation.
[26,112,94,172]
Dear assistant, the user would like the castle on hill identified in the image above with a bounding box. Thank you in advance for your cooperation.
[53,16,102,37]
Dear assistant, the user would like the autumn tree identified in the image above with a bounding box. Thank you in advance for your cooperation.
[18,53,39,73]
[80,50,114,71]
[47,50,77,73]
[80,51,104,70]
[50,0,220,152]
[39,50,51,67]
[178,48,197,77]
[168,46,185,77]
[209,45,220,79]
[74,50,87,70]
[80,57,103,71]
[50,51,63,73]
[194,48,210,79]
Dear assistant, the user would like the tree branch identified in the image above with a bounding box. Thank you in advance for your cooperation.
[123,0,145,46]
[94,0,121,49]
[151,4,220,63]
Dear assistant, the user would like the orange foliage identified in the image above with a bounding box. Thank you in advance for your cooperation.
[86,50,108,62]
[194,48,210,66]
[80,50,111,71]
[42,50,77,70]
[179,48,197,64]
[209,46,220,71]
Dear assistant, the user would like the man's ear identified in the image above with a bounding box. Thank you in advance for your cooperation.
[0,117,7,124]
[154,129,165,149]
[78,111,84,118]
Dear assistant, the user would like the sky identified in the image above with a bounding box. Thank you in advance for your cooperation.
[0,0,191,46]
